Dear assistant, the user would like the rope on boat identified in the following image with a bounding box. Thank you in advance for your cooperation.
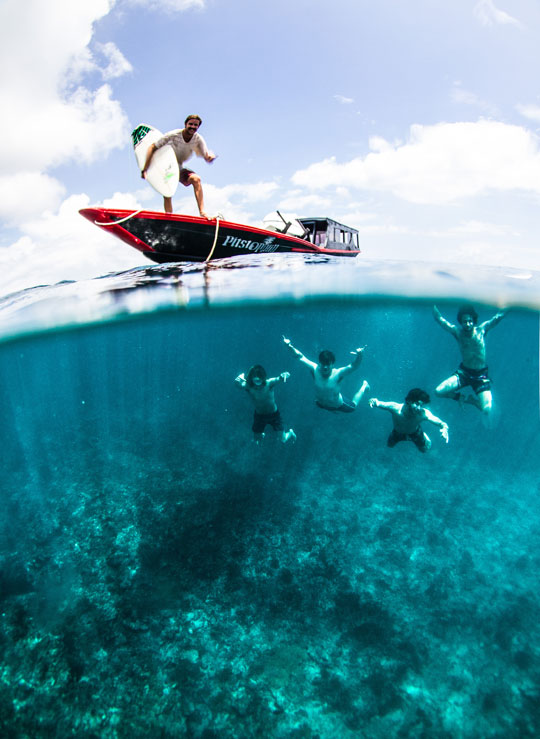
[95,209,144,226]
[205,214,223,262]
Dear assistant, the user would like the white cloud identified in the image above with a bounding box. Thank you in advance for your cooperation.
[96,42,134,80]
[446,220,517,237]
[274,192,333,213]
[184,181,279,223]
[217,182,279,203]
[4,84,129,174]
[123,0,205,10]
[0,194,144,297]
[516,104,540,123]
[0,0,132,230]
[451,83,497,116]
[334,94,354,105]
[291,120,540,204]
[0,174,66,225]
[473,0,523,28]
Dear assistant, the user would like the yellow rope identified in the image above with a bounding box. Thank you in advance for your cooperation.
[205,214,222,262]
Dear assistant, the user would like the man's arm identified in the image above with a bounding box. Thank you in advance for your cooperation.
[282,337,317,370]
[141,143,157,178]
[369,398,400,414]
[268,372,290,387]
[336,346,366,379]
[481,309,506,333]
[423,409,449,442]
[195,133,216,163]
[433,305,457,335]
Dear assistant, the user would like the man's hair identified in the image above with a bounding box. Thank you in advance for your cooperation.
[319,350,335,366]
[184,114,202,126]
[246,365,267,387]
[457,304,478,325]
[405,388,430,405]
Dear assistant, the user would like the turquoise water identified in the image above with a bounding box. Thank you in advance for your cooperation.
[1,256,540,737]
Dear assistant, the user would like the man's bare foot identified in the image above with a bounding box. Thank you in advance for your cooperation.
[286,429,296,444]
[199,211,209,219]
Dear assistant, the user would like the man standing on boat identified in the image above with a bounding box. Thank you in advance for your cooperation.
[282,337,369,412]
[141,114,216,218]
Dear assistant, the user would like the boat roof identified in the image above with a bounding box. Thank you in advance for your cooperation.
[298,217,359,233]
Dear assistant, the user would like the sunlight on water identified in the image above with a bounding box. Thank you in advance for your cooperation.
[1,256,539,737]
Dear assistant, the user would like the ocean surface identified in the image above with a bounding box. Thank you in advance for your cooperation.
[1,254,540,738]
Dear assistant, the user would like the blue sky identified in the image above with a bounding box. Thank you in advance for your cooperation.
[1,0,540,295]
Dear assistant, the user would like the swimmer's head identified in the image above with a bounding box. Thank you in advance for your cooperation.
[405,388,430,406]
[246,365,267,387]
[318,350,335,377]
[457,304,478,328]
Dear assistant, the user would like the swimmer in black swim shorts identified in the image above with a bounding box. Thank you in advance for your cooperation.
[369,388,449,454]
[235,365,296,445]
[433,303,505,414]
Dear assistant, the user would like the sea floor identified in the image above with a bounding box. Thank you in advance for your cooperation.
[1,432,540,738]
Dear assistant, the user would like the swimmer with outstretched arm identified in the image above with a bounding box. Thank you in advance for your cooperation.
[235,365,296,445]
[282,336,369,412]
[369,388,449,453]
[433,303,506,414]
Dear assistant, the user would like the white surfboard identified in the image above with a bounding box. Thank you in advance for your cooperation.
[131,124,179,198]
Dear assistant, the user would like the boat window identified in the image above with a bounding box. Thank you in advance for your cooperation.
[314,225,327,246]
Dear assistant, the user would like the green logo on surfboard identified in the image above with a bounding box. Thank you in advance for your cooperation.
[131,125,151,147]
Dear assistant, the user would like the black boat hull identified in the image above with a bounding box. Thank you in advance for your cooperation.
[79,208,360,262]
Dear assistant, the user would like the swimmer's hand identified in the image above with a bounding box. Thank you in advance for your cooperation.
[368,398,379,408]
[235,373,246,385]
[440,424,449,443]
[280,372,290,383]
[350,346,366,356]
[282,336,291,345]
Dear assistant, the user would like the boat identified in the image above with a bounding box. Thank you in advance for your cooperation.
[79,208,360,263]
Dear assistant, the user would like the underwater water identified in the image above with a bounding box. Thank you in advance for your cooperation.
[1,255,540,738]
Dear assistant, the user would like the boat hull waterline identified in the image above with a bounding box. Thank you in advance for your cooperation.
[79,208,360,264]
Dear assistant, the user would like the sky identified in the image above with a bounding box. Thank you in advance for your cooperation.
[2,0,540,296]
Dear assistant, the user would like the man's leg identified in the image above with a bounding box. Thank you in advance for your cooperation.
[435,374,462,401]
[187,173,208,218]
[163,196,173,213]
[387,430,400,448]
[475,389,492,414]
[414,431,431,453]
[352,380,369,406]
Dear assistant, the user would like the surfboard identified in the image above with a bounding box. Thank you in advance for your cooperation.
[131,124,179,198]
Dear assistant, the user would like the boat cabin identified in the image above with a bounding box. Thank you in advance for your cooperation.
[298,217,359,251]
[262,211,360,251]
